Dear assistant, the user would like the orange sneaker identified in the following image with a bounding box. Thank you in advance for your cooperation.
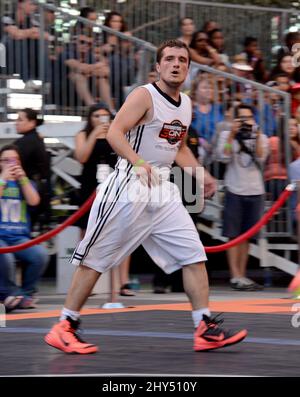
[44,317,98,354]
[288,271,300,295]
[194,314,247,352]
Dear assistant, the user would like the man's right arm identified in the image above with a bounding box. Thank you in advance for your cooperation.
[106,87,152,166]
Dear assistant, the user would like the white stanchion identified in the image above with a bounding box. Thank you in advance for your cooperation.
[56,226,111,294]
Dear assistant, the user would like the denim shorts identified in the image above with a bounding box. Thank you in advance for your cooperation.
[222,190,264,239]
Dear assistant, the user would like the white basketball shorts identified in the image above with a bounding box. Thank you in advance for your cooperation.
[71,169,207,274]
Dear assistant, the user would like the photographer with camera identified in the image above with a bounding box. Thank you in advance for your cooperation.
[217,104,269,291]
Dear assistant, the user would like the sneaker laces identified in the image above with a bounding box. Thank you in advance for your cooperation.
[203,313,237,338]
[203,313,224,328]
[65,317,88,344]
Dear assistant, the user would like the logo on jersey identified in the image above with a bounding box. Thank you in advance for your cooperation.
[159,119,187,145]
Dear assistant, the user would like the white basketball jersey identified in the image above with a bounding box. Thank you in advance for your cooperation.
[116,83,192,171]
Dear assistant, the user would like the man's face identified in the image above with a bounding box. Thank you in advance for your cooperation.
[76,35,92,54]
[246,41,258,54]
[275,77,290,92]
[156,47,189,87]
[237,108,254,125]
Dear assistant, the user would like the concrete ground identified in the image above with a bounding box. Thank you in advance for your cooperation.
[0,280,299,377]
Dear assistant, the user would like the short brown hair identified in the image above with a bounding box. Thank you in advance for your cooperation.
[156,39,190,65]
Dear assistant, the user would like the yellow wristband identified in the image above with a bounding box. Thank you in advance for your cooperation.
[133,158,145,171]
[19,176,29,186]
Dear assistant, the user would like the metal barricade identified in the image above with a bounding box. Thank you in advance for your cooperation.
[0,1,156,118]
[83,0,298,66]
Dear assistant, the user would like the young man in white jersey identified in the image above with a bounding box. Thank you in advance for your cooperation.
[45,39,247,354]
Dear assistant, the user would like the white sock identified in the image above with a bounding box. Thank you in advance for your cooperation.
[60,307,80,322]
[192,308,211,328]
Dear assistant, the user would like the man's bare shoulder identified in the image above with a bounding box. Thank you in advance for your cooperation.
[121,86,153,124]
[126,86,152,106]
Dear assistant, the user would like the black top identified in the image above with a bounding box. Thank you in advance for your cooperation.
[80,136,117,200]
[14,129,50,181]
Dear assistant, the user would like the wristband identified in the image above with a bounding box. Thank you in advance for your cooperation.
[0,178,6,187]
[19,176,30,186]
[224,142,232,151]
[133,158,145,171]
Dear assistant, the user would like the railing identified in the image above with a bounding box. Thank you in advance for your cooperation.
[0,1,156,117]
[83,0,298,66]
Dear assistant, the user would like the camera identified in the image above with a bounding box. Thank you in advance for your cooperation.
[236,122,257,141]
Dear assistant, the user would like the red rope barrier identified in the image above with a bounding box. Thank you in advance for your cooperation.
[0,192,96,254]
[0,185,294,255]
[204,187,293,253]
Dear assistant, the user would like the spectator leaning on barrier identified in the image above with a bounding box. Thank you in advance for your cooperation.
[277,31,300,62]
[207,29,229,66]
[270,54,300,84]
[217,104,269,291]
[63,34,114,111]
[2,0,51,83]
[0,145,48,312]
[189,30,221,67]
[102,11,136,111]
[272,72,291,93]
[239,36,268,83]
[178,17,195,47]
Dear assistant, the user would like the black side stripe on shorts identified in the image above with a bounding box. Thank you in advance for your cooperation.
[79,125,145,262]
[70,170,120,264]
[97,125,142,221]
[80,168,132,262]
[96,169,119,222]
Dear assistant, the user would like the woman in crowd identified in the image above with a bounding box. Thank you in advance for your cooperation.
[0,144,48,312]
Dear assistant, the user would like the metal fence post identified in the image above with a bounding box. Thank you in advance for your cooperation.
[39,3,46,117]
[179,0,186,19]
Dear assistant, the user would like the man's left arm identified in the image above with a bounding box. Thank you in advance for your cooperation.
[175,141,216,198]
